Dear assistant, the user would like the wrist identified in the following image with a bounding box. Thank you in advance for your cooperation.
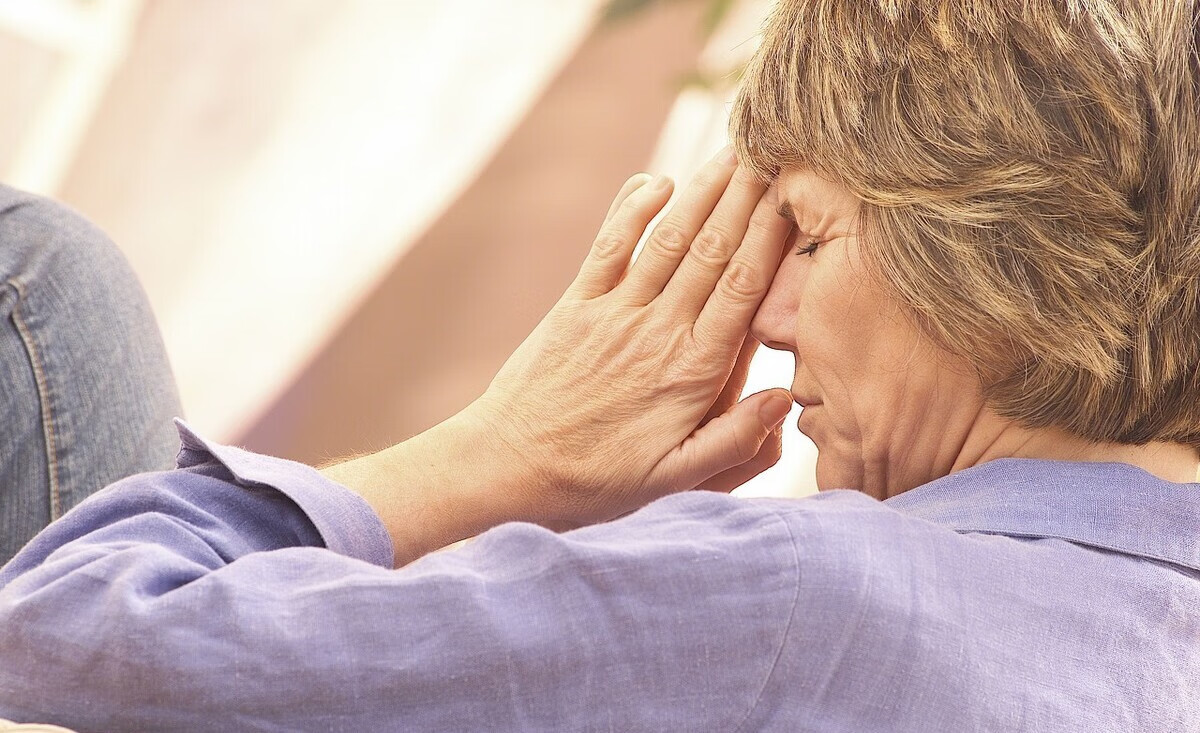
[320,406,547,566]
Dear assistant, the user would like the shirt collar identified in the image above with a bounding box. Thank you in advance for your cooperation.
[884,458,1200,573]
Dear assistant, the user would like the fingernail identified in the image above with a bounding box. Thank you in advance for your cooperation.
[650,174,672,191]
[630,172,653,188]
[759,393,792,429]
[720,145,738,166]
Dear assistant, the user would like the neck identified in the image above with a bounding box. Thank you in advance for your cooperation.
[951,409,1200,484]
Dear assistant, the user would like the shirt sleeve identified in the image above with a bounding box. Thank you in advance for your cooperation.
[0,422,801,732]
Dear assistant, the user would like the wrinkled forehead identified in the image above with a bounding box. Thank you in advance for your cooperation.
[774,169,862,232]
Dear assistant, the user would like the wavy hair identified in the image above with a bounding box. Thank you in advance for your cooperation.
[732,0,1200,449]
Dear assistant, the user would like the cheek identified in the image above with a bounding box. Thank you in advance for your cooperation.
[793,260,925,450]
[793,264,880,390]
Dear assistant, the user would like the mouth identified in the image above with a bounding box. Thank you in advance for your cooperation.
[790,394,821,409]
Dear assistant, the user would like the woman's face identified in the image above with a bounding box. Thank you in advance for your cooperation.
[750,169,983,499]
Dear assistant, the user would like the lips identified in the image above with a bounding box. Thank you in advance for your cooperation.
[790,393,821,408]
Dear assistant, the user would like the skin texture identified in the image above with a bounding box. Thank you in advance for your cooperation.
[752,169,1200,500]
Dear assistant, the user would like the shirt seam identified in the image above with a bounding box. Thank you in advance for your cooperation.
[732,509,803,733]
[948,526,1200,573]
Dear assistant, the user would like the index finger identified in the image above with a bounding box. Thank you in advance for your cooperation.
[693,187,791,344]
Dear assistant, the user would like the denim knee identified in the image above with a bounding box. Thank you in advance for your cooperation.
[0,185,182,564]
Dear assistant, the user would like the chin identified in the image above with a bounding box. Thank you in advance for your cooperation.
[813,452,865,494]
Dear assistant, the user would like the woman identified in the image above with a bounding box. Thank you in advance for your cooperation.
[1,1,1197,730]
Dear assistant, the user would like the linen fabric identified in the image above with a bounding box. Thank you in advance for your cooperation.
[0,422,1197,731]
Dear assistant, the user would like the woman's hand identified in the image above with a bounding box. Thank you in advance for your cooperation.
[470,148,794,526]
[325,148,793,566]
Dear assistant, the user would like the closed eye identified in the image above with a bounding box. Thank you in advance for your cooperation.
[778,201,824,257]
[795,239,820,257]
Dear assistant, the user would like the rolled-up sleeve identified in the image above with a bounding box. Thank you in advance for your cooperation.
[0,422,800,732]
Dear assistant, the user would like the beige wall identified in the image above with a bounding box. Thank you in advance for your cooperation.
[2,1,817,496]
[240,3,710,463]
[0,33,56,174]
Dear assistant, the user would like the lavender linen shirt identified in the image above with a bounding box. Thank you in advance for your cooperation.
[1,422,1197,731]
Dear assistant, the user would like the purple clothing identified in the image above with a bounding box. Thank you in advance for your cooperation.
[1,421,1197,731]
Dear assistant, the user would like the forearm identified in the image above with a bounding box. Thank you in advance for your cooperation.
[0,430,396,728]
[320,407,548,567]
[0,437,799,731]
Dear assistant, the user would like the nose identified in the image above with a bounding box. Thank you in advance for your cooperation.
[750,266,796,353]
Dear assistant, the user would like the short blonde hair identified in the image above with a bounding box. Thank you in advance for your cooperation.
[732,0,1200,450]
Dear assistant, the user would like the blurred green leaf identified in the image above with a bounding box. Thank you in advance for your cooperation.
[600,0,749,94]
[600,0,667,24]
[700,0,738,37]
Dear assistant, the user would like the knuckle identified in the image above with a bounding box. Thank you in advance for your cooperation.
[591,232,628,260]
[691,166,720,190]
[720,260,765,300]
[732,423,761,462]
[765,433,784,466]
[690,227,734,266]
[744,210,775,240]
[648,222,691,257]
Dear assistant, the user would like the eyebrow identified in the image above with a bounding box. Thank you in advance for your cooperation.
[776,201,796,222]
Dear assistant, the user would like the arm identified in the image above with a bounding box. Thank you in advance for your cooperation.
[0,424,800,731]
[318,409,542,567]
[2,151,798,729]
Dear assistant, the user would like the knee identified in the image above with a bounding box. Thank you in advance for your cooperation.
[0,185,144,305]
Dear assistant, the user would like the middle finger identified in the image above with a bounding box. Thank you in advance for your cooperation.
[659,164,766,316]
[618,147,739,304]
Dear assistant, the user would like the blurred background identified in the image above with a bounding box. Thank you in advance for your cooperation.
[0,0,817,497]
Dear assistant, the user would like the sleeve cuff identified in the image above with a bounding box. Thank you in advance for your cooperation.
[172,418,395,568]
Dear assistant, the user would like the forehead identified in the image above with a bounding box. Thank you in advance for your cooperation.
[775,169,861,227]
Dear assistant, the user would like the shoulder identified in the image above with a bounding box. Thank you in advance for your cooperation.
[754,488,949,564]
[555,488,950,584]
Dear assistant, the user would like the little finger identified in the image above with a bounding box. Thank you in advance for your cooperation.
[569,174,674,299]
[603,173,653,224]
[692,425,784,494]
[619,146,739,304]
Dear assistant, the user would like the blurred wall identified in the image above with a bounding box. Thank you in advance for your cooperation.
[241,2,711,463]
[0,32,55,175]
[2,0,817,496]
[48,0,608,440]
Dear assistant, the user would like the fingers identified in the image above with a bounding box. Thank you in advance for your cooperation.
[652,388,792,494]
[693,186,792,344]
[619,147,739,304]
[571,174,674,299]
[603,173,652,224]
[692,426,784,494]
[658,167,766,315]
[699,335,758,428]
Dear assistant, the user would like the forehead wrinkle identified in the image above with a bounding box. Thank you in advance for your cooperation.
[782,191,857,239]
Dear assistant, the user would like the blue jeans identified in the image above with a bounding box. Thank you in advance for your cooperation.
[0,185,182,565]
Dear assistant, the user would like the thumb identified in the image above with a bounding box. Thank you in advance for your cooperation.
[651,389,793,493]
